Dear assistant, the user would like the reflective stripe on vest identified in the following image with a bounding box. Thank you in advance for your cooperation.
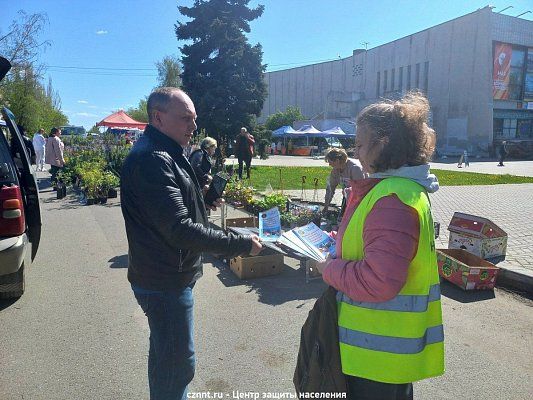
[336,284,441,312]
[338,177,444,383]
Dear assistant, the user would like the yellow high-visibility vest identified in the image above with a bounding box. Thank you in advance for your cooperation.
[339,177,444,383]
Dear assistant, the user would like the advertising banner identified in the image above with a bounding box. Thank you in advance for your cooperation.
[493,42,512,99]
[525,49,533,101]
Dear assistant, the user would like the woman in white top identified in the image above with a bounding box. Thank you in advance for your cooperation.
[32,128,46,171]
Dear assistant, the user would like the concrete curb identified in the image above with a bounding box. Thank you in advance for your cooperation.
[496,268,533,296]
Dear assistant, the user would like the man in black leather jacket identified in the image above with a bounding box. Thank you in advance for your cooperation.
[121,87,262,400]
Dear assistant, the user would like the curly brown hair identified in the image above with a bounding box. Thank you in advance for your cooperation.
[356,92,436,172]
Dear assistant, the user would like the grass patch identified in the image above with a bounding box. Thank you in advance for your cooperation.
[241,166,533,190]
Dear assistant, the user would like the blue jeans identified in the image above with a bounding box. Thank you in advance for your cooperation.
[133,284,195,400]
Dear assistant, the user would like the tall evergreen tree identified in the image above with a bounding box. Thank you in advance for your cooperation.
[176,0,267,144]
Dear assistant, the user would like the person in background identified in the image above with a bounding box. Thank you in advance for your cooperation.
[32,128,46,171]
[276,141,282,155]
[287,139,294,155]
[235,127,255,179]
[189,137,217,187]
[17,125,36,165]
[498,141,508,166]
[120,87,262,400]
[271,140,276,155]
[322,148,364,214]
[315,92,444,399]
[45,127,64,189]
[463,149,469,167]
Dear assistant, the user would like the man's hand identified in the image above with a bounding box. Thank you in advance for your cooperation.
[207,197,224,211]
[205,174,213,185]
[249,235,263,256]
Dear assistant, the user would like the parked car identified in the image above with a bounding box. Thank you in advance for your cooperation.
[0,57,42,298]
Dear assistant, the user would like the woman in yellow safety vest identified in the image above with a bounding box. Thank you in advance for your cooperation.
[315,92,444,399]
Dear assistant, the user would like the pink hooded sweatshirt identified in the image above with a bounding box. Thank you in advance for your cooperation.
[322,165,439,302]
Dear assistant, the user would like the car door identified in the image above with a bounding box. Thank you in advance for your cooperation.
[1,107,42,260]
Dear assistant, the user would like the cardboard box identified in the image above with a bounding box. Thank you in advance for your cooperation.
[230,250,284,279]
[437,249,499,290]
[448,212,507,260]
[224,217,257,229]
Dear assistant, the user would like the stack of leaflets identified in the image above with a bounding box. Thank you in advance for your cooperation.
[258,207,282,242]
[279,222,336,262]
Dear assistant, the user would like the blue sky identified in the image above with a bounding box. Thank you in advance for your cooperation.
[3,0,532,129]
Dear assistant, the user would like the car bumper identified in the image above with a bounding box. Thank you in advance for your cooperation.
[0,234,28,276]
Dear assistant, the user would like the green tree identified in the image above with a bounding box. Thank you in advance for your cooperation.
[0,11,67,133]
[156,55,182,88]
[264,106,305,131]
[126,98,148,123]
[176,0,267,144]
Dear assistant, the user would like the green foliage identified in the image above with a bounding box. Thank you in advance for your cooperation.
[156,55,182,88]
[0,66,68,133]
[432,170,533,185]
[126,98,148,123]
[252,124,272,159]
[264,106,305,131]
[253,192,288,212]
[246,166,533,190]
[177,0,267,144]
[0,11,67,134]
[224,181,256,206]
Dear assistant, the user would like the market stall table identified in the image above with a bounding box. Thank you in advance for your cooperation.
[228,226,322,283]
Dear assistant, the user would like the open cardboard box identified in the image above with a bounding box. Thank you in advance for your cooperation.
[230,248,284,280]
[437,249,499,290]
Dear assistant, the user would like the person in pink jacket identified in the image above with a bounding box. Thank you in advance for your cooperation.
[315,92,441,399]
[45,127,65,189]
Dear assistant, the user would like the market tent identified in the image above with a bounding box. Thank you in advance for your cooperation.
[319,126,355,137]
[272,125,299,137]
[96,110,147,129]
[295,124,321,134]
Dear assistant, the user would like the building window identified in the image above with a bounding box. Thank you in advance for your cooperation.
[517,119,533,138]
[376,71,380,97]
[399,66,404,91]
[391,68,395,91]
[509,48,525,100]
[502,118,517,138]
[384,70,388,93]
[407,65,411,90]
[423,62,429,93]
[415,63,420,89]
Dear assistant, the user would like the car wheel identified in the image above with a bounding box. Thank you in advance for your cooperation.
[0,264,25,299]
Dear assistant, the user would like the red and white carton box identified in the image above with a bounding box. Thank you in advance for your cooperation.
[447,212,507,260]
[437,249,499,290]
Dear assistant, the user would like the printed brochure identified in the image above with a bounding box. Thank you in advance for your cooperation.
[258,207,282,242]
[279,222,336,262]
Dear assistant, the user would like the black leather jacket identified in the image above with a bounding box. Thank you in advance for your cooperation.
[121,125,252,291]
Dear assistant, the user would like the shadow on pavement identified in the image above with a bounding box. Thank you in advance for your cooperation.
[109,254,128,268]
[0,298,20,312]
[205,254,326,306]
[440,280,496,303]
[37,177,52,191]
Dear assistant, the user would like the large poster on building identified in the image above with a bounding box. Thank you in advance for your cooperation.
[524,48,533,101]
[493,42,512,100]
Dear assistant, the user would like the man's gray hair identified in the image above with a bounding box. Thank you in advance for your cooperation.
[147,87,184,123]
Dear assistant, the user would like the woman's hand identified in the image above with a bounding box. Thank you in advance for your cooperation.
[314,255,333,274]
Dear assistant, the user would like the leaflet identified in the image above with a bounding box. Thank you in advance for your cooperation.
[258,207,282,242]
[293,222,336,262]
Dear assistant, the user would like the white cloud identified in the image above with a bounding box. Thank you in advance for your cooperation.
[77,100,88,104]
[96,30,108,35]
[74,112,98,117]
[88,105,98,109]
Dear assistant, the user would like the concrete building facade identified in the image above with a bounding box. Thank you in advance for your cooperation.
[259,7,533,156]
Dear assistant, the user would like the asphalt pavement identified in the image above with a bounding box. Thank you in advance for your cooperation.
[0,178,532,399]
